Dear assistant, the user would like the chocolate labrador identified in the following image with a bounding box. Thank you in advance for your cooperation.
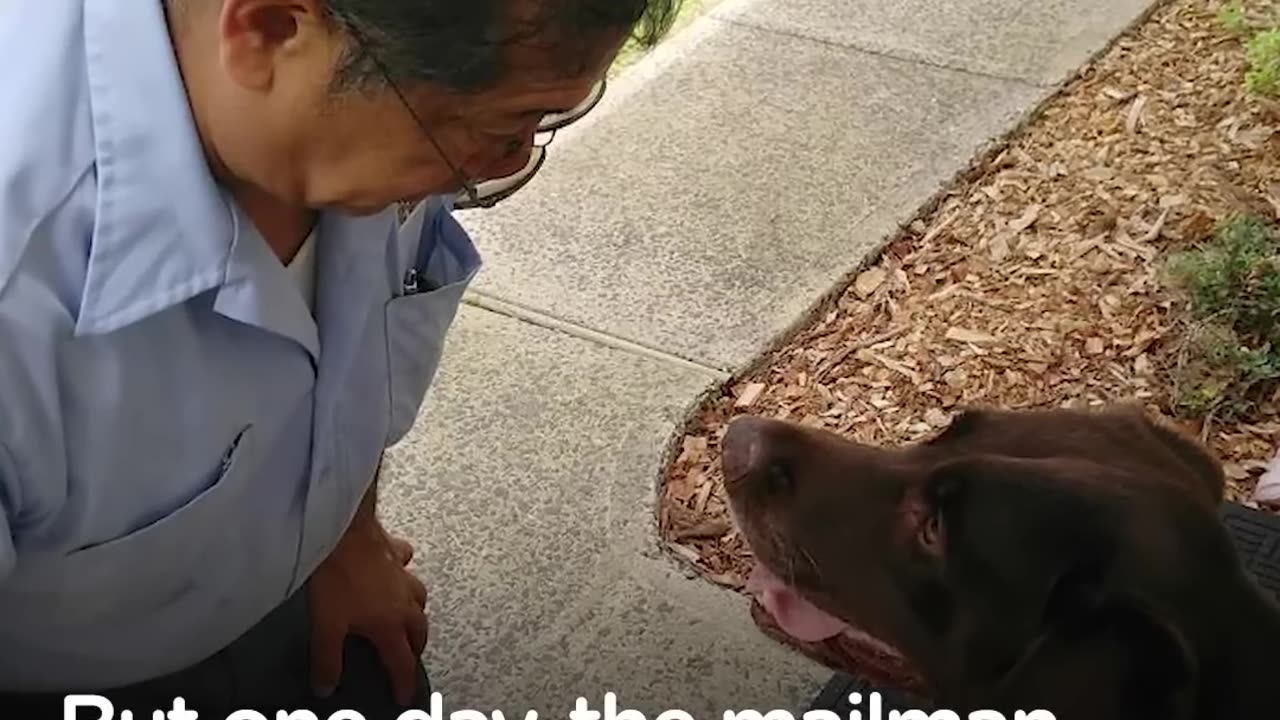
[721,404,1280,720]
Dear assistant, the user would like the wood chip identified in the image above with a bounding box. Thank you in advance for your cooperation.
[946,327,999,344]
[1083,166,1116,182]
[676,436,707,466]
[674,518,732,541]
[666,542,701,564]
[855,267,888,298]
[990,233,1012,261]
[815,326,910,382]
[1138,208,1172,243]
[707,572,745,589]
[693,477,715,514]
[866,352,922,385]
[1104,86,1136,103]
[735,383,766,409]
[1009,204,1043,233]
[1225,463,1250,481]
[1126,95,1148,134]
[922,210,960,244]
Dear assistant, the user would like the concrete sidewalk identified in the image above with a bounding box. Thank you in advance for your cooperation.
[379,0,1158,716]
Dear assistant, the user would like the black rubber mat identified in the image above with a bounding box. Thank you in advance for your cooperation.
[809,673,939,716]
[1219,502,1280,598]
[807,501,1280,715]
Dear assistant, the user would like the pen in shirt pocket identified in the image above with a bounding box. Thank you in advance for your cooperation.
[402,264,442,295]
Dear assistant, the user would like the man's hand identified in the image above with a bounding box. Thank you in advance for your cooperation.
[308,513,429,705]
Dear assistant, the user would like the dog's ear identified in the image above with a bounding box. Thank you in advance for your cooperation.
[988,573,1199,720]
[1140,413,1226,508]
[925,406,992,446]
[1109,404,1225,509]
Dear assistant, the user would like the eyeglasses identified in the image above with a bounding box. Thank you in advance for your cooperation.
[346,24,606,212]
[447,77,605,210]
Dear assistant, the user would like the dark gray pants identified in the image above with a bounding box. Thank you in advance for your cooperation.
[0,583,432,719]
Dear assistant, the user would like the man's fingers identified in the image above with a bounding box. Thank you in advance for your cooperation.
[392,537,414,566]
[407,573,428,611]
[377,526,414,564]
[407,608,430,657]
[310,617,348,698]
[371,629,420,707]
[404,570,429,655]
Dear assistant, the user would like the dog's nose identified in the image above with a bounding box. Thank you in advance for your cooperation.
[721,416,795,497]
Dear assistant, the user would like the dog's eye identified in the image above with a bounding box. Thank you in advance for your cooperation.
[919,511,943,552]
[765,462,794,496]
[917,467,965,555]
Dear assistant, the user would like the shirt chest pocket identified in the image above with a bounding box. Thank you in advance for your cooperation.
[384,276,472,446]
[16,425,260,622]
[384,201,481,446]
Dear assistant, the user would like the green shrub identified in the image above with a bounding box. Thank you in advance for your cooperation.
[1245,28,1280,96]
[1218,2,1280,97]
[1219,2,1249,34]
[1164,215,1280,419]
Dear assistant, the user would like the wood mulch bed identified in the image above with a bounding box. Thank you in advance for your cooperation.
[657,0,1280,687]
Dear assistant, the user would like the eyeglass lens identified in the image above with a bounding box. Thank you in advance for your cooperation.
[448,78,605,210]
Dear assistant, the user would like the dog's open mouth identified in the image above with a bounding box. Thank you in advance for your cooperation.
[746,562,849,641]
[746,559,905,660]
[728,498,906,658]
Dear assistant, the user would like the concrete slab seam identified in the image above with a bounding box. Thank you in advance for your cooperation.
[462,291,732,380]
[711,14,1053,88]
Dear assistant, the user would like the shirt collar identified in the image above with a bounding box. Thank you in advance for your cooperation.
[75,0,236,336]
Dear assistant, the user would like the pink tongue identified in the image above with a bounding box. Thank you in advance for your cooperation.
[746,563,849,642]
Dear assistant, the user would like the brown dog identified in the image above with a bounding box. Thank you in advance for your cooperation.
[721,404,1280,720]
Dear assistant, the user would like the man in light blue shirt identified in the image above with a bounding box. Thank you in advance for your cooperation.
[0,0,676,715]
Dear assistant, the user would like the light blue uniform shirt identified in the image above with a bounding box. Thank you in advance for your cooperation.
[0,0,481,690]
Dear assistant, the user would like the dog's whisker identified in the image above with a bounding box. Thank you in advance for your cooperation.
[781,538,799,587]
[800,546,823,584]
[763,523,798,587]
